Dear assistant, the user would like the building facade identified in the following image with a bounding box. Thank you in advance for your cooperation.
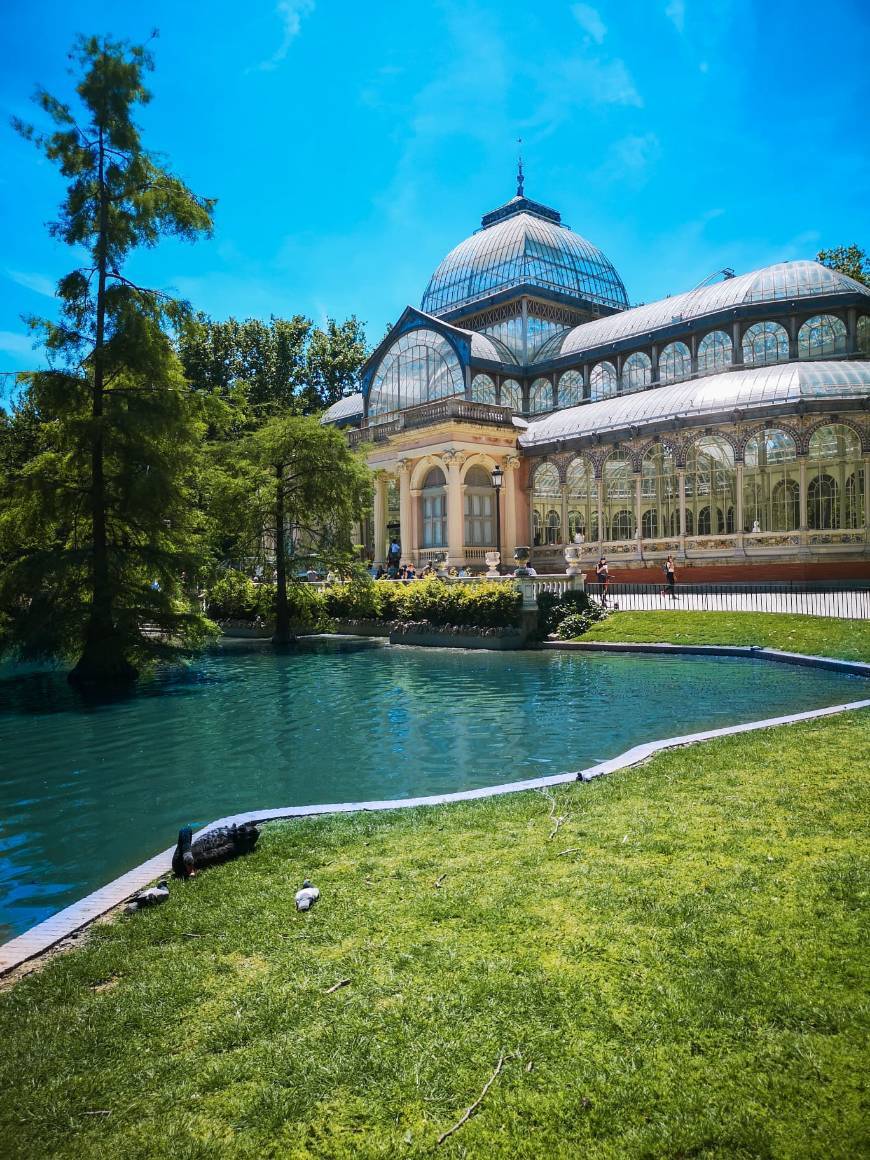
[323,180,870,579]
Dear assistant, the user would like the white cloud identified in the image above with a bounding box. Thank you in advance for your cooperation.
[572,3,607,44]
[0,331,34,356]
[665,0,686,33]
[595,133,661,187]
[6,269,55,297]
[253,0,315,72]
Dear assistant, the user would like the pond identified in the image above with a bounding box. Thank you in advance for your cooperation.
[1,639,865,942]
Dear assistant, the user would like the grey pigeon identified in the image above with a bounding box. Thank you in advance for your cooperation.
[125,879,170,913]
[295,879,320,911]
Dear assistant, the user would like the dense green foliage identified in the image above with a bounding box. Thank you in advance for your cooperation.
[577,610,870,662]
[535,588,606,638]
[324,577,522,628]
[817,243,869,286]
[3,36,216,681]
[205,570,274,621]
[1,710,867,1157]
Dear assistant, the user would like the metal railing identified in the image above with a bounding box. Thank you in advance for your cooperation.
[585,581,870,620]
[346,398,514,447]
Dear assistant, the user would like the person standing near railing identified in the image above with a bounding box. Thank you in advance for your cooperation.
[662,555,676,600]
[596,556,610,606]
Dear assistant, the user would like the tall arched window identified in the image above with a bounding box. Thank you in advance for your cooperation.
[500,379,522,411]
[743,429,799,532]
[463,465,495,547]
[622,352,652,392]
[697,330,732,375]
[846,470,866,528]
[603,450,633,539]
[641,444,678,538]
[470,373,496,403]
[659,341,692,384]
[610,510,635,540]
[685,436,736,535]
[798,314,847,358]
[590,361,617,401]
[420,467,447,548]
[532,463,562,546]
[529,378,554,414]
[558,370,584,408]
[566,457,598,542]
[858,316,870,355]
[742,321,789,366]
[368,329,464,418]
[808,424,863,529]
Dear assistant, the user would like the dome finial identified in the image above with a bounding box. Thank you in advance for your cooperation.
[516,137,524,197]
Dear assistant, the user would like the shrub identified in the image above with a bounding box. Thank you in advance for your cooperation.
[536,589,606,638]
[206,570,327,630]
[206,570,260,620]
[554,609,609,639]
[396,578,521,628]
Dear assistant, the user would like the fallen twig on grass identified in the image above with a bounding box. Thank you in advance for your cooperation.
[542,789,569,841]
[436,1050,506,1146]
[557,847,582,857]
[324,978,351,994]
[434,874,447,888]
[82,1110,111,1116]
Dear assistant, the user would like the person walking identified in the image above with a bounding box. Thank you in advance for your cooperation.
[596,555,610,606]
[662,554,676,600]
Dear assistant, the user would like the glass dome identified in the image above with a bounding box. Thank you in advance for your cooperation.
[421,198,629,316]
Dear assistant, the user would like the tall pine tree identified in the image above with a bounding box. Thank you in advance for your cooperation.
[3,35,216,683]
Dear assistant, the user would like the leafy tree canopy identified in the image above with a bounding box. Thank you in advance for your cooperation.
[816,244,869,286]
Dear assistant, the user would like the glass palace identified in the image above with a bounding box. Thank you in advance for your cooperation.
[323,176,870,579]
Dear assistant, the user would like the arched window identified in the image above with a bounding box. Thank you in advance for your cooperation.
[846,470,866,528]
[602,450,632,541]
[685,436,736,536]
[420,466,447,548]
[529,378,554,414]
[610,510,635,540]
[697,330,732,375]
[743,429,799,532]
[470,373,496,403]
[641,444,678,538]
[532,462,562,546]
[463,464,495,547]
[659,341,692,384]
[368,328,464,418]
[808,424,863,529]
[622,352,652,392]
[590,361,617,401]
[566,457,598,542]
[858,316,870,355]
[558,370,584,408]
[500,379,522,411]
[742,321,789,365]
[798,314,847,358]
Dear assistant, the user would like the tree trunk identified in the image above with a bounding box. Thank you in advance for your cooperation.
[69,125,136,686]
[272,461,292,646]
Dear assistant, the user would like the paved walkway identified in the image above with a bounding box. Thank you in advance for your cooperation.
[598,590,869,619]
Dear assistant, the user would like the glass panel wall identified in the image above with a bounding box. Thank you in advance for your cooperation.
[558,370,584,408]
[641,444,678,538]
[743,430,799,531]
[368,329,464,418]
[532,463,561,546]
[470,373,496,403]
[529,378,554,414]
[742,321,789,366]
[603,450,634,539]
[659,341,692,384]
[500,379,522,410]
[807,424,863,529]
[566,457,598,541]
[798,314,847,358]
[685,436,736,534]
[590,361,617,400]
[697,329,732,375]
[858,316,870,355]
[622,352,652,393]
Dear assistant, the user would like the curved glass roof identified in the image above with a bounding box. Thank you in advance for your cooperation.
[469,331,515,362]
[553,261,870,360]
[519,360,870,448]
[321,392,364,424]
[421,202,628,316]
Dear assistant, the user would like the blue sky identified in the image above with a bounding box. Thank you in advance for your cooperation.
[1,0,868,393]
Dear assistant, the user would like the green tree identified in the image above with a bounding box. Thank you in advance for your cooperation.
[817,244,869,286]
[213,416,371,644]
[3,35,216,684]
[303,316,368,412]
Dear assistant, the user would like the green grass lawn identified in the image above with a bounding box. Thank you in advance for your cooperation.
[578,611,870,663]
[2,710,868,1159]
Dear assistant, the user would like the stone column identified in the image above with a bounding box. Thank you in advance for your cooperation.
[863,454,870,535]
[787,315,799,361]
[373,474,387,565]
[634,472,643,544]
[597,475,605,544]
[846,307,858,355]
[735,463,745,553]
[445,451,466,567]
[799,458,808,532]
[732,321,743,366]
[398,459,413,566]
[503,455,521,560]
[677,467,687,547]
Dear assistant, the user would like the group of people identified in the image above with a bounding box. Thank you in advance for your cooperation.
[594,554,677,605]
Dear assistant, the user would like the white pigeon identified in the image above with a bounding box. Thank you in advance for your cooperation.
[125,879,170,913]
[295,879,320,911]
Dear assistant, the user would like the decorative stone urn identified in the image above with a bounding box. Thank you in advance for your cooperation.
[484,550,501,578]
[513,545,531,577]
[435,554,450,578]
[564,545,583,576]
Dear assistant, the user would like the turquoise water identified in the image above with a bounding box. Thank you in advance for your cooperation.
[0,640,865,942]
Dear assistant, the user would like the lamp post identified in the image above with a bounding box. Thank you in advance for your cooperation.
[490,463,504,572]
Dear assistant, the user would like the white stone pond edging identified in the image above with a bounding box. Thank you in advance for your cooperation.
[2,643,868,976]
